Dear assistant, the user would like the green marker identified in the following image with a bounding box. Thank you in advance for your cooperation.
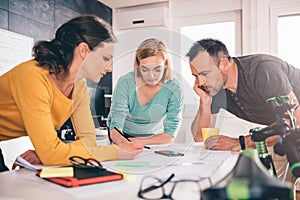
[115,162,151,167]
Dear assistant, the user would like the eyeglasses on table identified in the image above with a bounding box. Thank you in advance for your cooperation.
[138,173,210,200]
[69,156,104,169]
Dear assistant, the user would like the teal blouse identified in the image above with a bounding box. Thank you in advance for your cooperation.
[107,72,183,137]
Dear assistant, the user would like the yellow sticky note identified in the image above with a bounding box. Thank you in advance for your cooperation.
[117,170,136,182]
[39,167,74,178]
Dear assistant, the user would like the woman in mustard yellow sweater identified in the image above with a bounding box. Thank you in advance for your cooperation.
[0,15,143,169]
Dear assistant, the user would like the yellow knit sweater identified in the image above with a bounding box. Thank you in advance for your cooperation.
[0,60,117,166]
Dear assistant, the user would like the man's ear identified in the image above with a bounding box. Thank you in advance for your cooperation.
[77,42,90,59]
[220,58,230,72]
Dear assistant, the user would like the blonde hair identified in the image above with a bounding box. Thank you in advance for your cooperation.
[134,38,172,82]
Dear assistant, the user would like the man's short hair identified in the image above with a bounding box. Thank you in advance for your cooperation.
[186,38,231,65]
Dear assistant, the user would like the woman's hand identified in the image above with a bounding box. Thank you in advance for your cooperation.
[110,129,131,145]
[116,142,144,160]
[12,150,42,169]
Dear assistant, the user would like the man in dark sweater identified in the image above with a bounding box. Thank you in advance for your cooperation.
[186,38,300,151]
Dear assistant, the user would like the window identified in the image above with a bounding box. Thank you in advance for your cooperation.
[270,2,300,68]
[180,21,236,88]
[278,14,300,68]
[181,21,236,55]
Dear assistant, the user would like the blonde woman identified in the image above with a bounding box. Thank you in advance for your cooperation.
[108,38,183,146]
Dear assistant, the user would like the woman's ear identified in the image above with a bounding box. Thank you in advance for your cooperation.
[164,60,169,68]
[77,42,90,59]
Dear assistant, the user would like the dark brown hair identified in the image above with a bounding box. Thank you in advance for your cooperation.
[33,15,116,75]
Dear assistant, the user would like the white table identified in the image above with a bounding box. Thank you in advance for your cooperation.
[0,143,238,200]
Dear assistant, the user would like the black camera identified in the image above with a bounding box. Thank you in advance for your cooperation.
[250,95,300,177]
[56,118,76,142]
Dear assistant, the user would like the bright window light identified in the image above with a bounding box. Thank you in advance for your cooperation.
[278,15,300,68]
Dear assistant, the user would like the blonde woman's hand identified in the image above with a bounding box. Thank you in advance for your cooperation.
[116,142,143,160]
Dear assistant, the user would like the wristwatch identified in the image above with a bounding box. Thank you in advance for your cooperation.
[239,135,246,150]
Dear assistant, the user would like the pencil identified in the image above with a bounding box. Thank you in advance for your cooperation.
[114,127,130,142]
[113,127,151,149]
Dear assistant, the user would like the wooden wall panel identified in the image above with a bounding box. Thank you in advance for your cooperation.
[1,0,112,42]
[9,12,53,41]
[9,0,55,25]
[0,0,8,10]
[0,9,8,29]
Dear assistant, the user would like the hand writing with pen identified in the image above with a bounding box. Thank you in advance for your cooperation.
[110,127,150,151]
[109,128,144,159]
[111,127,173,149]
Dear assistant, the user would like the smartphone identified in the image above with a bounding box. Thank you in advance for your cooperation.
[154,150,184,157]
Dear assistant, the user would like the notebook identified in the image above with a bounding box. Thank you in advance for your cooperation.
[36,166,123,187]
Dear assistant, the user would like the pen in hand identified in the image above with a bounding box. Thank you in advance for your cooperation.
[114,127,131,142]
[113,127,151,149]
